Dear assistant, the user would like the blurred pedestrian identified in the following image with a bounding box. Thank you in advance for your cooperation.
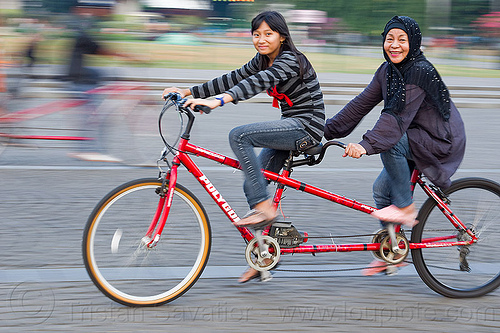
[24,33,43,69]
[66,20,137,163]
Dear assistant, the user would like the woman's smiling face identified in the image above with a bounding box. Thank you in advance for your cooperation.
[384,28,409,64]
[252,21,285,61]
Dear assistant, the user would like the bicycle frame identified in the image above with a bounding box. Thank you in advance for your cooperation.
[144,102,477,255]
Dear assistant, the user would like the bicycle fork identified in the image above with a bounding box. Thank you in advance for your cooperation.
[143,161,181,248]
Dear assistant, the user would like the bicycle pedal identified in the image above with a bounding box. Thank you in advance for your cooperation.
[269,222,308,248]
[385,265,399,276]
[260,270,273,282]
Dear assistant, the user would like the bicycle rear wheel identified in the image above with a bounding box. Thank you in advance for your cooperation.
[411,177,500,298]
[83,178,211,306]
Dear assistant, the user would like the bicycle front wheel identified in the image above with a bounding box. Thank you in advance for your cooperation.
[83,178,211,306]
[411,177,500,298]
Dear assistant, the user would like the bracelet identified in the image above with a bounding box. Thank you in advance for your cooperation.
[215,96,225,107]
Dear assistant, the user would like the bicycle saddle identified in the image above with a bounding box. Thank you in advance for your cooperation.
[301,143,323,156]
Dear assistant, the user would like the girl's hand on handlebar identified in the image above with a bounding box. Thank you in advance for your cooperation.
[343,143,366,159]
[162,87,191,99]
[182,98,219,114]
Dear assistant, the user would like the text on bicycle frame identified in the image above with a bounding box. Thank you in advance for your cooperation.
[198,175,240,222]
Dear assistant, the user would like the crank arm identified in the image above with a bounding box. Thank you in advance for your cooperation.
[254,229,271,263]
[387,223,403,254]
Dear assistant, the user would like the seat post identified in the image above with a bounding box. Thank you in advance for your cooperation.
[282,151,295,173]
[271,151,294,207]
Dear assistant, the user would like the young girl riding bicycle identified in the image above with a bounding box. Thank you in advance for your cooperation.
[162,11,325,282]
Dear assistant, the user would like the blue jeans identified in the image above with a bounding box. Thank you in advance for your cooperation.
[229,118,317,208]
[373,133,414,210]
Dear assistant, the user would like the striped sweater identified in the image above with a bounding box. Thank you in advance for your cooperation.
[190,51,325,142]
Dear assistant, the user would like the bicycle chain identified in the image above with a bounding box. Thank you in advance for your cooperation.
[267,228,455,273]
[270,230,414,273]
[274,260,413,273]
[269,230,412,240]
[303,233,383,239]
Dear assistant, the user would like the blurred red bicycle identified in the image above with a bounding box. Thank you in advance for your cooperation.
[82,93,500,306]
[0,82,161,165]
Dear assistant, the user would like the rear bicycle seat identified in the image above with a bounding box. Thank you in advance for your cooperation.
[302,143,323,156]
[290,141,345,167]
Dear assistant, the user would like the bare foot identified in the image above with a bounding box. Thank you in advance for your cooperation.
[238,257,276,283]
[362,258,408,276]
[238,267,260,283]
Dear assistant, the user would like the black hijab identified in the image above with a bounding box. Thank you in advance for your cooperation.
[382,16,450,121]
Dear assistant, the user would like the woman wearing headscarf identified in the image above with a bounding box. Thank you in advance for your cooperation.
[324,16,466,273]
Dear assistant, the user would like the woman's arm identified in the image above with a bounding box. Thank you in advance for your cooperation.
[359,84,426,155]
[182,93,234,112]
[324,65,385,140]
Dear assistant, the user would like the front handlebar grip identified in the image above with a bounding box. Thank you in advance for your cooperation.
[163,92,183,101]
[194,105,212,114]
[163,93,211,114]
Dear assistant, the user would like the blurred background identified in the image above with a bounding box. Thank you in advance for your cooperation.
[2,0,500,165]
[1,0,500,75]
[1,3,500,330]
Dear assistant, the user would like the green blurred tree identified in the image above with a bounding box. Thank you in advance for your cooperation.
[450,0,489,31]
[285,0,426,35]
[278,0,491,36]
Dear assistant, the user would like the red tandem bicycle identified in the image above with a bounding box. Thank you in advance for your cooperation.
[82,93,500,306]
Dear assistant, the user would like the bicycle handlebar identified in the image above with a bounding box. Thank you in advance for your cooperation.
[163,92,211,114]
[291,140,346,167]
[193,105,212,114]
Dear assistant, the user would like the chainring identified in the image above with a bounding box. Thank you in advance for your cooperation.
[379,233,409,264]
[244,235,281,272]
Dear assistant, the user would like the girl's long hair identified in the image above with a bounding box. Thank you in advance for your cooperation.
[251,11,311,78]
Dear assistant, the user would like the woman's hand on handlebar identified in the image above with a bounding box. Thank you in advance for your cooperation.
[343,143,366,159]
[162,87,191,99]
[182,98,219,114]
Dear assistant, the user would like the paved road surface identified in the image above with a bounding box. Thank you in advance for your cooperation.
[1,96,499,332]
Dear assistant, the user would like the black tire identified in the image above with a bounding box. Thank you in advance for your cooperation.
[83,178,211,306]
[411,177,500,298]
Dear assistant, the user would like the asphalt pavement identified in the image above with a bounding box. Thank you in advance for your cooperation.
[1,70,500,332]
